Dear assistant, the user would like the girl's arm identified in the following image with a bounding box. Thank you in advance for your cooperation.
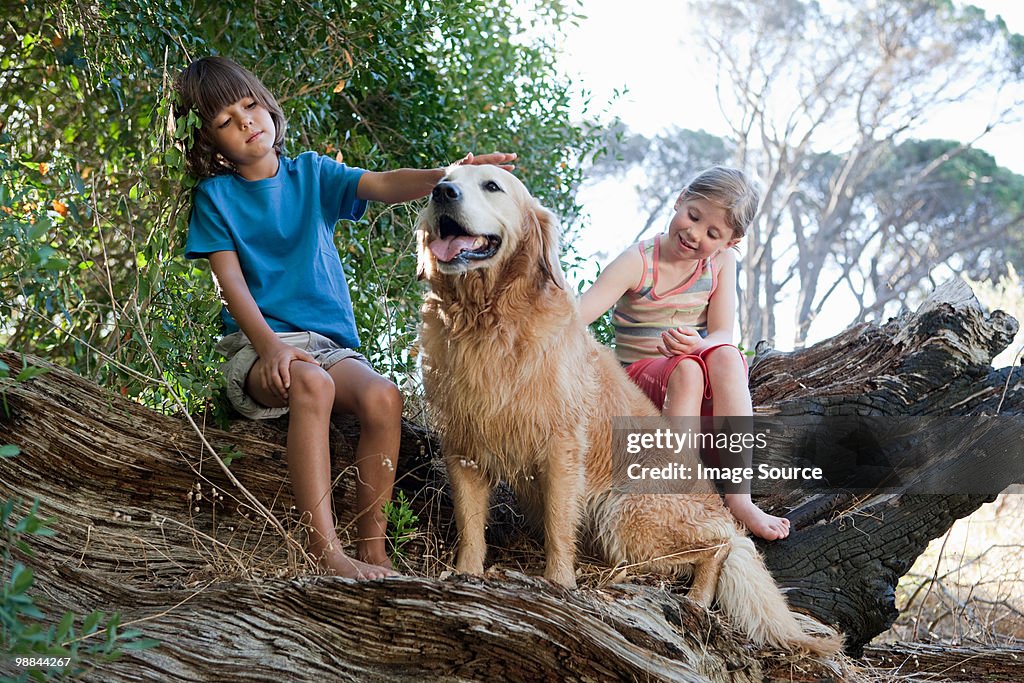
[208,250,315,401]
[356,152,517,204]
[578,246,644,325]
[658,248,738,355]
[700,247,739,348]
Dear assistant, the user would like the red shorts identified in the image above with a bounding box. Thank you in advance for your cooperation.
[624,344,748,415]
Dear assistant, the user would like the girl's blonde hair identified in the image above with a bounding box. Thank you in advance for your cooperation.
[678,166,760,238]
[173,56,287,178]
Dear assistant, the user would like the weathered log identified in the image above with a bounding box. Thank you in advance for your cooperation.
[748,279,1022,654]
[0,350,832,682]
[0,277,1021,681]
[861,643,1024,682]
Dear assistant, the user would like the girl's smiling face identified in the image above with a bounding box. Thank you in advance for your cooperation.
[207,96,278,177]
[665,196,739,261]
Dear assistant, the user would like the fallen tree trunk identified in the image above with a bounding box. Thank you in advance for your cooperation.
[748,280,1023,654]
[861,643,1024,682]
[0,278,1021,681]
[0,350,828,682]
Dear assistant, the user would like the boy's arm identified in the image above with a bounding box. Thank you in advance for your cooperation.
[577,246,644,325]
[208,250,315,401]
[355,152,517,204]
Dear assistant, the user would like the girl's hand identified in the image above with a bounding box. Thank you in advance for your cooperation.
[658,327,702,357]
[455,151,517,171]
[258,343,317,401]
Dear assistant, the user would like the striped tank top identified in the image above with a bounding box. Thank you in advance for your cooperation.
[611,237,717,365]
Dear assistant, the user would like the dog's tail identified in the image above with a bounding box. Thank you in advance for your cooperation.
[716,533,843,657]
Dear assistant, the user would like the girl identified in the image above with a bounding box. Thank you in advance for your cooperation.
[175,56,515,578]
[578,166,789,541]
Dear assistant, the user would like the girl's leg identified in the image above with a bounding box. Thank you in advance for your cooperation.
[662,360,706,485]
[663,358,705,417]
[703,347,790,540]
[246,359,393,578]
[328,359,402,569]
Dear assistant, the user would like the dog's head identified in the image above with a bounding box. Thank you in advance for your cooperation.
[416,165,562,288]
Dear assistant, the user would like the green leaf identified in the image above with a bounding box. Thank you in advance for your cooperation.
[0,444,19,458]
[82,611,104,634]
[11,562,36,595]
[163,147,182,169]
[57,611,76,641]
[122,637,161,650]
[15,366,50,382]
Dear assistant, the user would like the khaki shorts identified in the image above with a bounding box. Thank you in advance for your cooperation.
[216,331,369,420]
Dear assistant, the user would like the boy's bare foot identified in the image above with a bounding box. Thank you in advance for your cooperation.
[319,548,399,579]
[725,496,790,540]
[359,551,396,572]
[355,534,395,571]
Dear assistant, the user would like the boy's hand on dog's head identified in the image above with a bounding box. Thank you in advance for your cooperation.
[455,151,517,171]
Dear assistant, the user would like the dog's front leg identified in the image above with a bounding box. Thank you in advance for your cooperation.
[541,441,586,589]
[447,453,490,575]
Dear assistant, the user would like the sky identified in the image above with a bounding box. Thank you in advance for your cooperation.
[556,0,1024,350]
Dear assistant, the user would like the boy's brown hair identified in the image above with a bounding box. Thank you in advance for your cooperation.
[173,56,287,178]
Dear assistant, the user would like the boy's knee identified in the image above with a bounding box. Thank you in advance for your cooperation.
[289,363,335,403]
[365,378,403,418]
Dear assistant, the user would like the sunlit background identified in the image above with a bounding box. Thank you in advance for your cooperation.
[560,0,1024,359]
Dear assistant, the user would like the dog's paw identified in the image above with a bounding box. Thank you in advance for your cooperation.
[544,568,578,589]
[454,561,485,576]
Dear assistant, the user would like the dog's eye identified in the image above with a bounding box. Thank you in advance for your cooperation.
[483,180,503,193]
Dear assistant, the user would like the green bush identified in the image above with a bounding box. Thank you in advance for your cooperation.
[382,490,420,561]
[1,498,159,681]
[1,1,602,413]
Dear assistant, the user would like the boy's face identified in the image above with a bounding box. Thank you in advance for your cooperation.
[207,97,277,171]
[666,196,739,261]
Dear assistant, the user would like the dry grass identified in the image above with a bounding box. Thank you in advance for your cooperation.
[878,488,1024,647]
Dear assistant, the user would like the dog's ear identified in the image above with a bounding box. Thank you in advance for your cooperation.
[529,200,564,290]
[415,212,435,282]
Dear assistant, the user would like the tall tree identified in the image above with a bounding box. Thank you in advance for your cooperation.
[705,0,1024,346]
[589,0,1024,348]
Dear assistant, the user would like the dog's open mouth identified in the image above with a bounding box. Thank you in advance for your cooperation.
[429,214,501,264]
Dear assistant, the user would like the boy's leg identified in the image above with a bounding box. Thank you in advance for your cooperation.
[703,346,790,541]
[327,359,402,569]
[246,358,395,579]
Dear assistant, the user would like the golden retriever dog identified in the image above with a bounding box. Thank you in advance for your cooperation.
[416,165,841,656]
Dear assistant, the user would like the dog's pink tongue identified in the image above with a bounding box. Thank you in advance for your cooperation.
[430,235,485,262]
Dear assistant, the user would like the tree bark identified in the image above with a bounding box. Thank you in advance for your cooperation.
[747,279,1022,655]
[1,278,1021,681]
[861,643,1024,682]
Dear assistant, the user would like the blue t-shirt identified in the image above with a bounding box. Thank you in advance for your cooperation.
[185,152,367,348]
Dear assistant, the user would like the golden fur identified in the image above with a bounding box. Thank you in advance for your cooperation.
[416,165,841,656]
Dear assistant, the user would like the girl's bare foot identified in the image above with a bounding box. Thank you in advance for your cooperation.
[725,495,791,540]
[319,547,398,579]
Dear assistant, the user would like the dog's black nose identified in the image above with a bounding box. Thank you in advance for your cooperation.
[432,181,461,203]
